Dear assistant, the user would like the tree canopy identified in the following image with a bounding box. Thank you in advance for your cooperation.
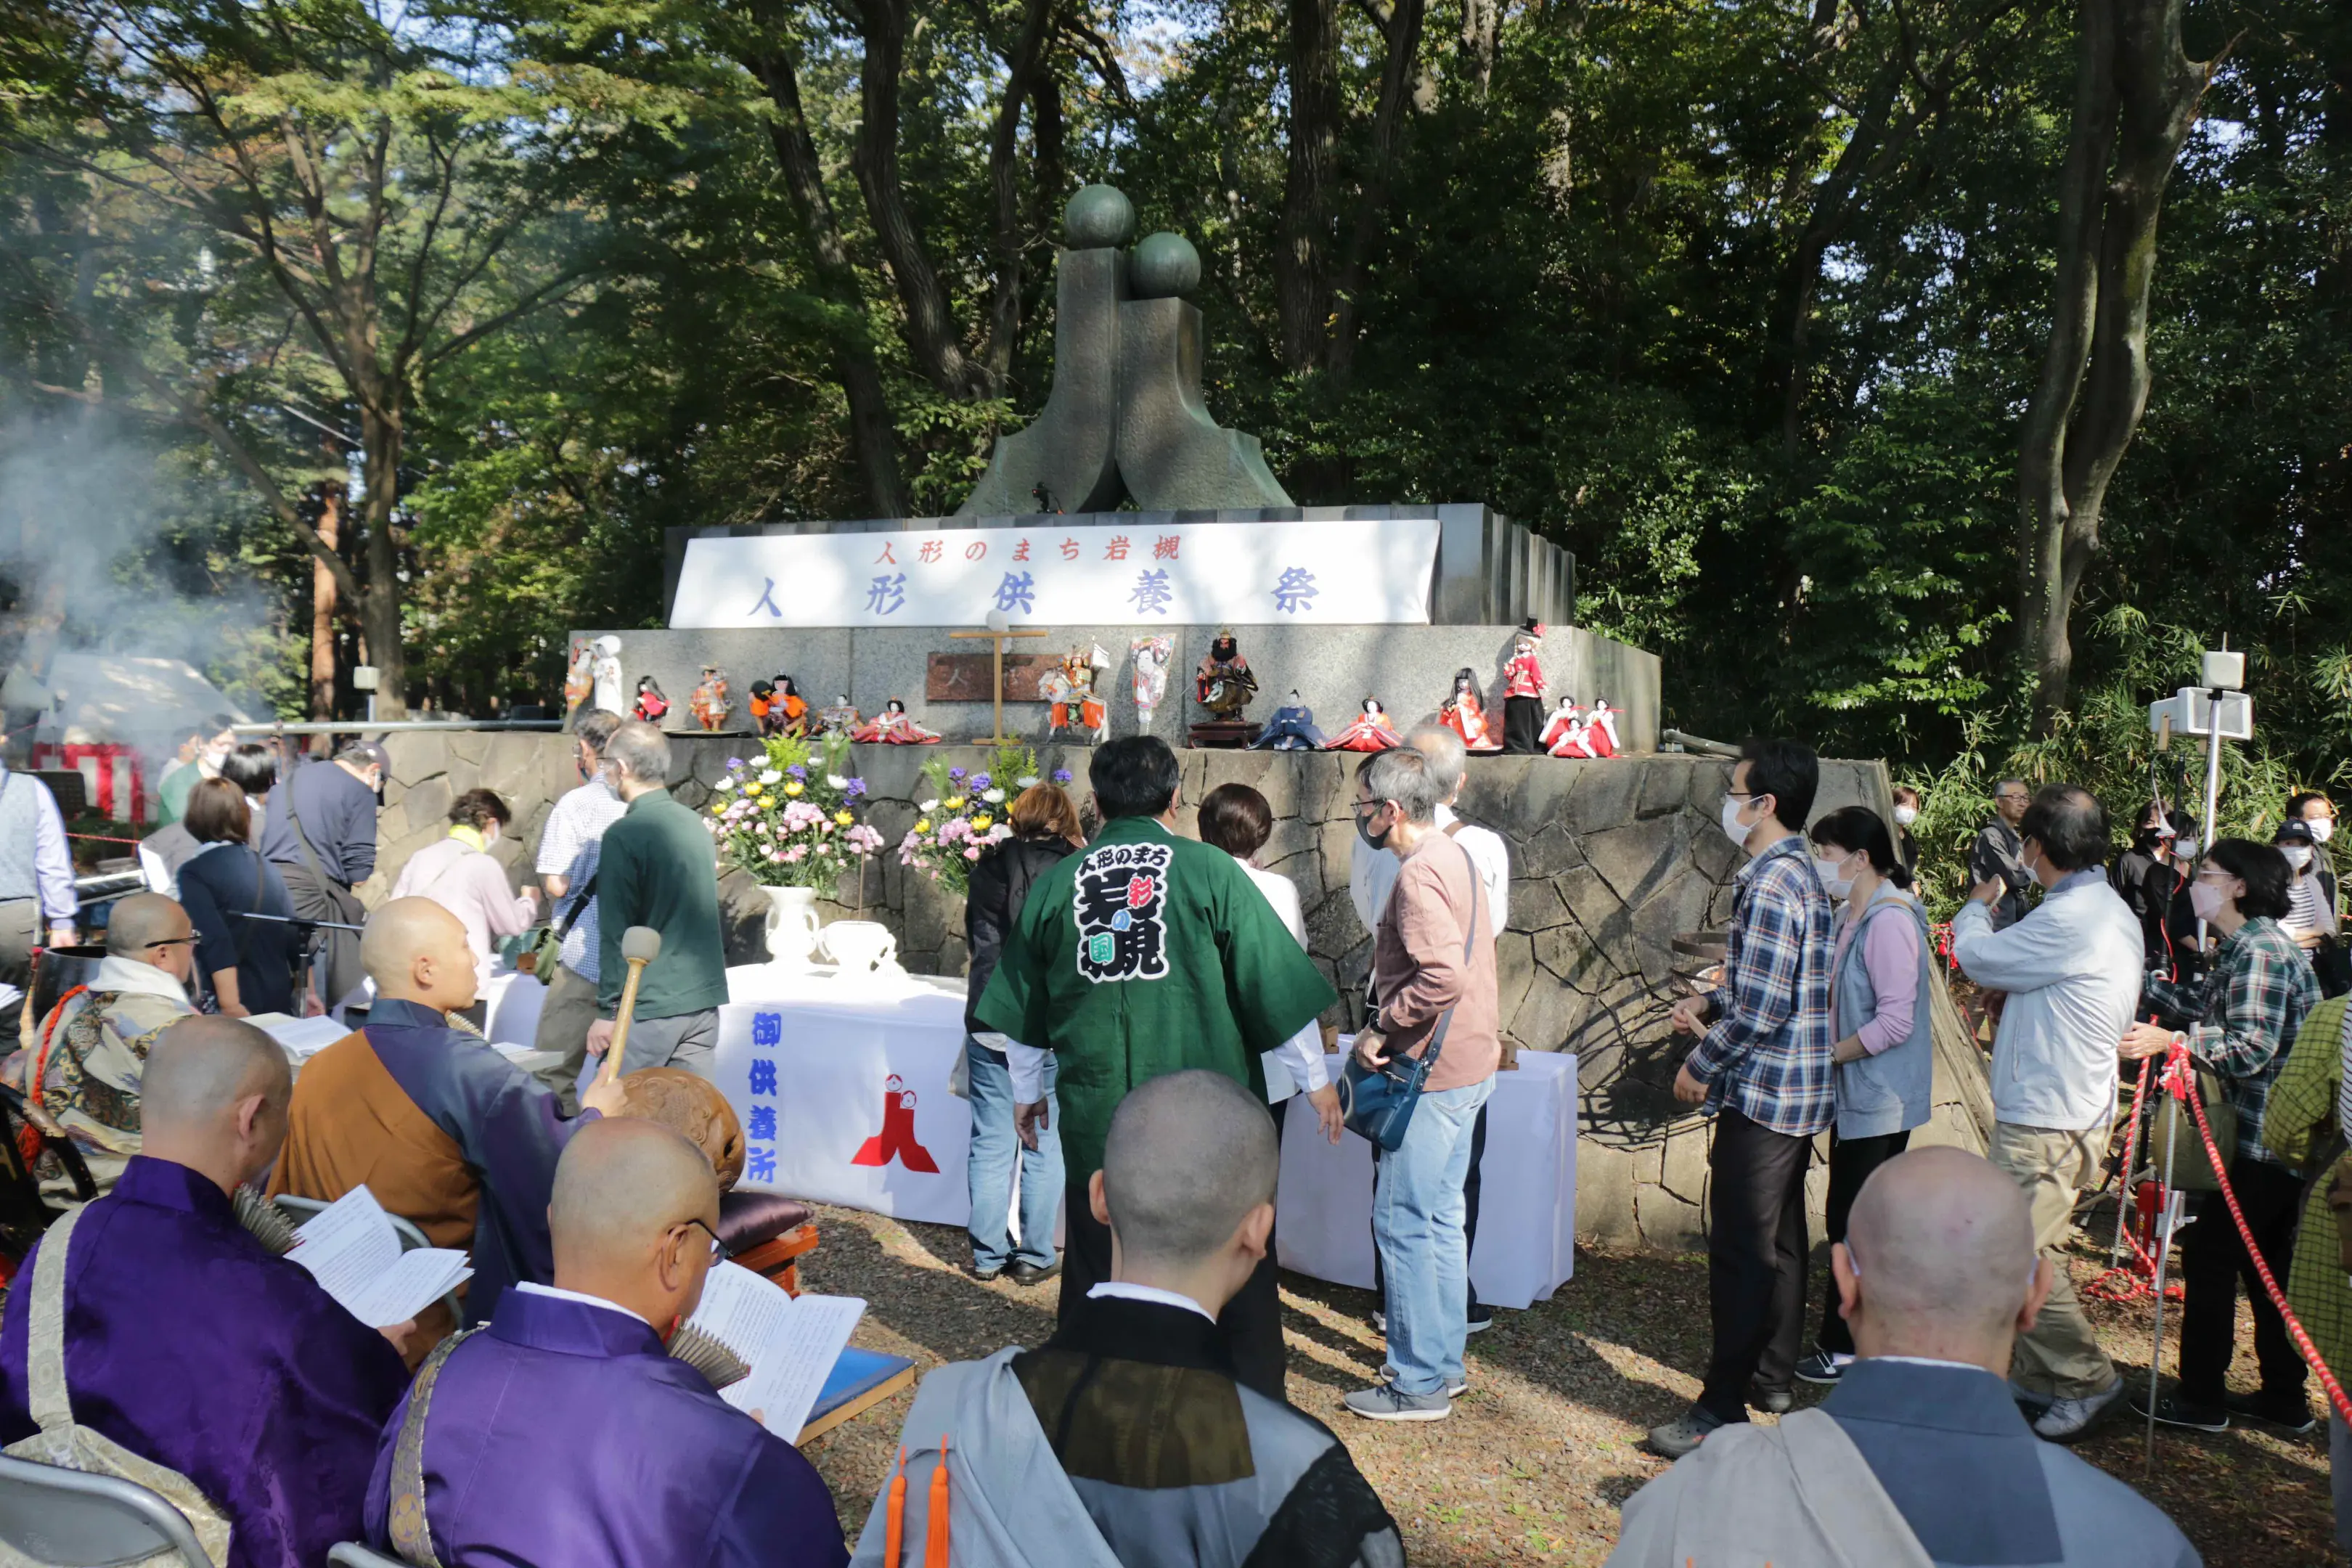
[0,0,2345,789]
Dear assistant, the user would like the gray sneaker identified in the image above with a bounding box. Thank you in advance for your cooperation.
[1647,1408,1722,1459]
[1345,1381,1452,1421]
[2032,1376,2126,1443]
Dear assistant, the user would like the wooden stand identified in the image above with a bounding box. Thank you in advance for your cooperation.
[1188,719,1257,749]
[947,626,1049,744]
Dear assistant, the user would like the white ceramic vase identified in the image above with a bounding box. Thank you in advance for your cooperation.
[761,883,824,971]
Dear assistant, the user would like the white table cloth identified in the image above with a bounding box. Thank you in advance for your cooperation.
[1275,1050,1578,1310]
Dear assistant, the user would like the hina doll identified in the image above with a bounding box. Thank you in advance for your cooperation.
[1541,697,1593,758]
[1440,668,1502,753]
[1249,691,1326,751]
[817,695,861,736]
[1325,697,1402,752]
[688,665,732,732]
[562,638,595,716]
[857,698,941,744]
[1130,635,1174,727]
[1502,618,1547,755]
[632,676,670,724]
[1587,696,1622,757]
[1194,629,1258,722]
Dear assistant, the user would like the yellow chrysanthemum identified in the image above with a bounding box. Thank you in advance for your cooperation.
[784,780,804,796]
[971,815,993,833]
[834,810,854,827]
[914,818,932,834]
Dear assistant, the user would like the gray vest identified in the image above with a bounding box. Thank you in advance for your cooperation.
[0,771,46,903]
[1830,884,1935,1139]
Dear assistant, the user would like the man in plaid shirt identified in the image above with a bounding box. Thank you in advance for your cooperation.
[1649,738,1836,1458]
[2123,837,2321,1434]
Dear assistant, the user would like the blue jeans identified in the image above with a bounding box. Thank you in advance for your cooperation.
[1373,1075,1495,1396]
[965,1037,1063,1271]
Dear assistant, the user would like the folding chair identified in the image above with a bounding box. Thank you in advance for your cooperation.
[327,1543,407,1567]
[0,1453,211,1567]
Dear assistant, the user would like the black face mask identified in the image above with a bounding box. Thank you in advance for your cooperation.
[1354,802,1391,851]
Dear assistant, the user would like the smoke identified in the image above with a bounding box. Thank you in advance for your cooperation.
[0,409,299,748]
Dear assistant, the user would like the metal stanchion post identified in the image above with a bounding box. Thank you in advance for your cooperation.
[2145,1093,2181,1480]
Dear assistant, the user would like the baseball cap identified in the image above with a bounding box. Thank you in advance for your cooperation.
[2274,817,2318,846]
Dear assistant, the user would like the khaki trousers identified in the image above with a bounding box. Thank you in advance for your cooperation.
[1990,1119,2117,1399]
[530,963,601,1113]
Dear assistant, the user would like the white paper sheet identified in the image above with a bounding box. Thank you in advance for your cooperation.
[336,1249,473,1328]
[287,1186,403,1298]
[685,1263,865,1442]
[248,1013,353,1058]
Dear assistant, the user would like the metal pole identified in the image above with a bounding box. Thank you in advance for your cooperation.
[2145,1096,2182,1479]
[2195,688,2224,950]
[232,719,564,735]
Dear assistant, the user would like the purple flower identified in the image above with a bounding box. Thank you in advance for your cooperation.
[727,757,746,770]
[1052,768,1073,784]
[971,772,992,790]
[948,767,967,781]
[845,778,867,799]
[787,764,807,780]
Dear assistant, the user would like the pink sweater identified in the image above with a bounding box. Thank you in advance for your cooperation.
[391,835,536,984]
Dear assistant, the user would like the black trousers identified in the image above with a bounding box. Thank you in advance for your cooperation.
[1700,1106,1813,1423]
[1501,696,1545,755]
[1816,1127,1911,1355]
[1372,1101,1489,1312]
[2179,1156,2306,1405]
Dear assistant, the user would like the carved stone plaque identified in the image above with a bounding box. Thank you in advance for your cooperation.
[926,653,1059,703]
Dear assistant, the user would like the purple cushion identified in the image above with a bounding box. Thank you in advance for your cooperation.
[716,1189,814,1252]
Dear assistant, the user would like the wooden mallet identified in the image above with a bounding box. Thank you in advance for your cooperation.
[596,926,663,1087]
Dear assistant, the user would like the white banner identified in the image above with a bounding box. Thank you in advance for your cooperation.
[670,518,1442,630]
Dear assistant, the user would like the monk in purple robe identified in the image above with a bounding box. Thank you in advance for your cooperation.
[365,1117,849,1567]
[0,1016,412,1568]
[271,899,626,1331]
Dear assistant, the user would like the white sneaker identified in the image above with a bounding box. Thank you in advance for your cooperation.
[2032,1376,2126,1443]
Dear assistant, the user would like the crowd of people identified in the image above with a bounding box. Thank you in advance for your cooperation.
[7,714,2352,1565]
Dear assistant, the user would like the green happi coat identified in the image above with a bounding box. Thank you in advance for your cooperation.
[974,814,1337,1177]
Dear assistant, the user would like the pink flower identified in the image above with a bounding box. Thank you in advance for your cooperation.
[963,846,982,861]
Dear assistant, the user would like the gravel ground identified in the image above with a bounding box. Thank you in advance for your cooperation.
[794,1200,2337,1565]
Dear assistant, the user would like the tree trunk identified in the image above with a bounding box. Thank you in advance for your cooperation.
[744,47,910,518]
[1327,0,1429,383]
[852,0,992,401]
[2016,0,2212,726]
[981,0,1057,385]
[308,453,342,748]
[1457,0,1498,97]
[1278,0,1342,374]
[357,401,407,720]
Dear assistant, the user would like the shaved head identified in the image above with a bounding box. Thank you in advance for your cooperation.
[106,893,191,957]
[141,1016,290,1140]
[362,897,478,1010]
[1846,1146,2038,1343]
[1101,1071,1278,1269]
[551,1117,720,1275]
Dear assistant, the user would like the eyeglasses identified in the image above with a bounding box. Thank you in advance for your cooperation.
[142,936,198,951]
[677,1216,725,1263]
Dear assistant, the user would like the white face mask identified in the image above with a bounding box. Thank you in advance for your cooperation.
[1720,794,1755,846]
[1813,852,1857,900]
[2191,881,2229,924]
[2176,836,2201,861]
[2311,818,2335,846]
[1892,804,1919,828]
[2282,844,2314,871]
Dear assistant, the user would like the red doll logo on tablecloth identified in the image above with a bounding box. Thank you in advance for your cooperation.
[1072,841,1172,983]
[851,1073,941,1172]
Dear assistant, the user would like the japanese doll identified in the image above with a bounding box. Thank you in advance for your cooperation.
[688,665,732,732]
[855,698,942,745]
[1194,629,1258,722]
[1326,697,1402,753]
[1502,618,1546,755]
[632,676,670,724]
[1044,647,1108,743]
[1541,697,1593,758]
[1586,696,1622,758]
[562,638,595,715]
[751,674,808,738]
[816,695,861,736]
[1249,692,1326,751]
[1440,668,1502,753]
[1130,636,1174,726]
[591,635,625,714]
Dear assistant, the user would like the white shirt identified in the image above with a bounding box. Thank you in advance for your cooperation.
[1951,868,2145,1131]
[1086,1281,1214,1323]
[1349,801,1509,934]
[535,778,626,981]
[1236,857,1332,1095]
[515,1280,652,1327]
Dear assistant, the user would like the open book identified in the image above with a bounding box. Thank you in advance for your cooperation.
[670,1262,865,1442]
[285,1185,473,1329]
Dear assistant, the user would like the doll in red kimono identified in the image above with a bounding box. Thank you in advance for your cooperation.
[857,698,941,744]
[632,676,670,724]
[1326,697,1402,752]
[1440,669,1502,753]
[1586,696,1622,758]
[1502,618,1546,755]
[1541,697,1591,758]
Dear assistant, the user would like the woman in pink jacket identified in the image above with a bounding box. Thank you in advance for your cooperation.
[391,788,541,991]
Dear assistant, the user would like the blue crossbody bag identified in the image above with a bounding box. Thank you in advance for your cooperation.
[1340,838,1481,1152]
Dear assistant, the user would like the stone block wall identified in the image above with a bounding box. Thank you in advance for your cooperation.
[361,733,1989,1251]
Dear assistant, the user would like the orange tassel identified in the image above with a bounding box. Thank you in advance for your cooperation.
[884,1447,908,1564]
[923,1434,950,1568]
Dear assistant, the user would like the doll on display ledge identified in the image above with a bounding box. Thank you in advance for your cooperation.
[1540,696,1591,758]
[1194,628,1258,721]
[688,664,732,732]
[854,698,942,745]
[1585,696,1622,757]
[751,674,808,738]
[1326,697,1402,753]
[1440,668,1503,754]
[563,638,595,716]
[591,634,626,714]
[1501,618,1547,755]
[1044,646,1109,744]
[1250,691,1326,751]
[816,693,862,735]
[632,675,671,725]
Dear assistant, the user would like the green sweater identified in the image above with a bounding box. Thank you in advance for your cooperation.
[975,814,1336,1176]
[596,787,730,1021]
